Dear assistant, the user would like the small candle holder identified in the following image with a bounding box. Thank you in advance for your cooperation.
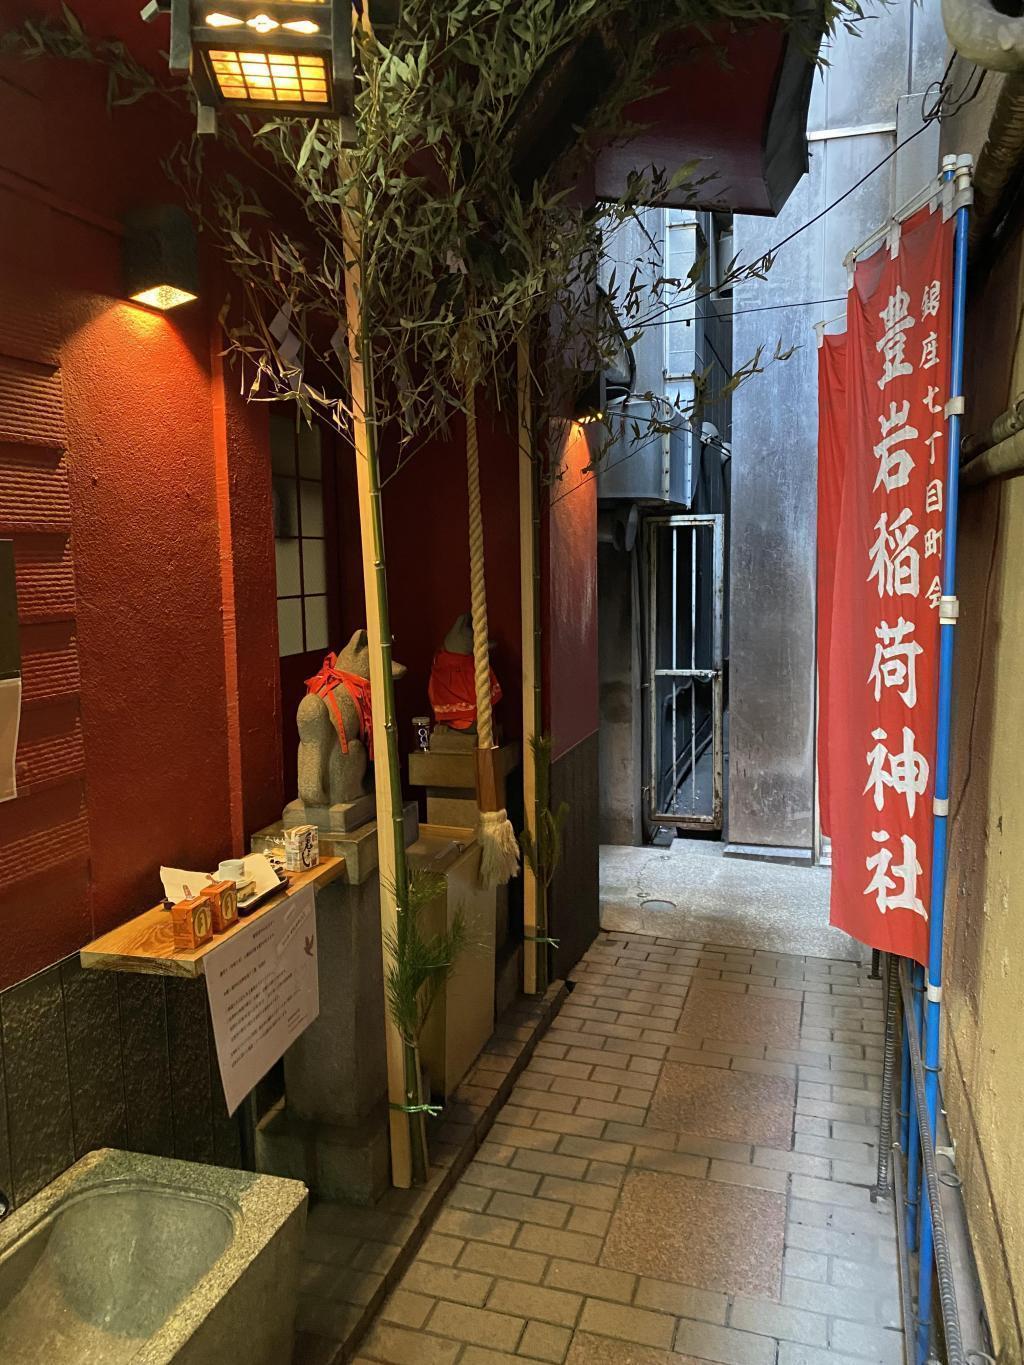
[412,715,432,752]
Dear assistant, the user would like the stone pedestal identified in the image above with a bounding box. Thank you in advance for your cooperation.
[284,794,376,834]
[252,807,419,1205]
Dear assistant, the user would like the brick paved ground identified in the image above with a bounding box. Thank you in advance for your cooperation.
[356,930,899,1365]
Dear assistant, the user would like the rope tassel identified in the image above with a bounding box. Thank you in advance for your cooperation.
[466,381,520,888]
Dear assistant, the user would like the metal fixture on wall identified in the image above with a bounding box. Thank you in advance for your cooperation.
[123,205,199,311]
[140,0,401,136]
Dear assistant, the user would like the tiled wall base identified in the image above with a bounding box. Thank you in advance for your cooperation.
[294,981,568,1365]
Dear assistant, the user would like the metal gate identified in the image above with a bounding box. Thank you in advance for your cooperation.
[646,514,724,830]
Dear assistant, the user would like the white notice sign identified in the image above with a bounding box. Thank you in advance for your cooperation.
[206,884,319,1115]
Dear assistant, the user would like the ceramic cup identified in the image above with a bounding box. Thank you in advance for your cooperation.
[217,858,246,885]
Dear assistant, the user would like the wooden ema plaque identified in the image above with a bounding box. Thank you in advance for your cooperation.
[171,895,213,951]
[201,879,238,934]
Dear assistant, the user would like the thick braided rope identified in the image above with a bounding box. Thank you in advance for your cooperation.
[465,384,494,750]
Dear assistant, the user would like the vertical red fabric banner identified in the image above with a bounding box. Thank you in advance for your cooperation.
[827,203,955,966]
[816,331,848,839]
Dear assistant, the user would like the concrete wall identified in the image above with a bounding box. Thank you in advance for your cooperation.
[728,0,946,852]
[937,68,1024,1364]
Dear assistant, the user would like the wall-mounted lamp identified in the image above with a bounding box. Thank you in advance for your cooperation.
[124,205,199,311]
[141,0,401,139]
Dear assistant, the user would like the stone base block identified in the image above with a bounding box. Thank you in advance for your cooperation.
[283,795,376,833]
[253,803,419,884]
[426,793,479,828]
[256,1100,389,1207]
[429,726,478,753]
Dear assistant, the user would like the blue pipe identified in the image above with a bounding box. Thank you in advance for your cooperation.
[915,162,970,1365]
[905,962,923,1250]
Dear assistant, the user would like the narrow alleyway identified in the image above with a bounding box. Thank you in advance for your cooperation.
[356,928,897,1365]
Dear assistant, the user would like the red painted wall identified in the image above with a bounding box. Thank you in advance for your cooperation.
[0,44,282,986]
[544,423,599,762]
[368,404,524,784]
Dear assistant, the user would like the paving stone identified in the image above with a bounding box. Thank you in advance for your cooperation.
[828,1319,904,1363]
[428,1300,525,1352]
[465,1161,543,1196]
[544,1258,637,1304]
[420,1232,466,1265]
[402,1260,495,1307]
[489,1190,572,1228]
[730,1296,829,1346]
[532,1112,607,1139]
[516,1224,604,1264]
[782,1277,895,1327]
[634,1276,729,1324]
[434,1209,520,1246]
[672,1320,776,1365]
[512,1149,589,1180]
[632,1147,710,1179]
[379,1289,435,1329]
[601,1170,786,1299]
[488,1280,582,1328]
[647,1062,795,1148]
[459,1241,549,1284]
[567,1206,613,1237]
[519,1321,574,1362]
[448,1182,495,1213]
[539,1175,618,1210]
[708,1159,788,1193]
[361,1322,461,1364]
[578,1298,677,1349]
[784,1248,829,1281]
[491,1123,562,1153]
[558,1134,634,1165]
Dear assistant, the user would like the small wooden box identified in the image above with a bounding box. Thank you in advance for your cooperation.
[201,879,238,934]
[171,895,214,951]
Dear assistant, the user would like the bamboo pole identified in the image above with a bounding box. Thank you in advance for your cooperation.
[340,136,414,1189]
[517,338,543,994]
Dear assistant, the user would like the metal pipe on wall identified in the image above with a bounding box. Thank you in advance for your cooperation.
[915,155,972,1365]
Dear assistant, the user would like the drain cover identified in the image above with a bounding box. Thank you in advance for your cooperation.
[640,899,676,913]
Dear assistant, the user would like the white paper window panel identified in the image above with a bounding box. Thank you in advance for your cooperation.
[304,595,329,652]
[270,412,296,476]
[274,478,299,538]
[300,479,324,537]
[277,597,304,657]
[302,537,326,595]
[275,539,301,597]
[298,422,322,480]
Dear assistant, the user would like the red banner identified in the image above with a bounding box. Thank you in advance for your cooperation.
[825,204,954,966]
[816,331,848,839]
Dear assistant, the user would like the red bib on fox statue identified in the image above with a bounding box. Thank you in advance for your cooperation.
[428,650,501,732]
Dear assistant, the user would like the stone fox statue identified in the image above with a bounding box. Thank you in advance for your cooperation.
[297,628,407,807]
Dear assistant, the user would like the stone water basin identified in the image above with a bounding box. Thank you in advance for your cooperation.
[0,1148,307,1365]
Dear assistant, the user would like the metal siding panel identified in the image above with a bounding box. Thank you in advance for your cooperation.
[729,149,826,850]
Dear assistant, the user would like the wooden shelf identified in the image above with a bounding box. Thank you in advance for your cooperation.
[79,857,345,979]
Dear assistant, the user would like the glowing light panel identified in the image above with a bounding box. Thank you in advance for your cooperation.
[209,48,329,103]
[282,19,319,33]
[246,13,279,32]
[204,12,243,26]
[130,285,198,311]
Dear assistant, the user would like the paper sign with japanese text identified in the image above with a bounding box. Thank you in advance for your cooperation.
[825,203,954,966]
[206,884,319,1115]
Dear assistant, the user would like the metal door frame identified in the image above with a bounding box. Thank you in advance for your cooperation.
[646,513,725,830]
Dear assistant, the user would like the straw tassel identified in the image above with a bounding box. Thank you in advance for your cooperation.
[466,382,519,887]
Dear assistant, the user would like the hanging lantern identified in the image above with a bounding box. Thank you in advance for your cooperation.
[143,0,360,136]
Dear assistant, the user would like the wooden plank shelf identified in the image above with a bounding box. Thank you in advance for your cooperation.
[79,856,345,979]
